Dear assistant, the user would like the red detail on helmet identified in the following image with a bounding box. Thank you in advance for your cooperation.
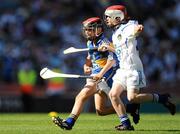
[106,5,127,15]
[83,17,101,25]
[106,5,125,10]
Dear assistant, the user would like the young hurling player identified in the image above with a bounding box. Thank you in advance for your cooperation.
[52,17,140,130]
[98,5,176,131]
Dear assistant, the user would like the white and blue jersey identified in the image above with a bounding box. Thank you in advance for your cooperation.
[112,20,143,71]
[112,20,146,90]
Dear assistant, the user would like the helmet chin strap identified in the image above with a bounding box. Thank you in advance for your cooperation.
[112,18,128,30]
[113,24,120,30]
[95,31,103,38]
[89,28,103,41]
[120,19,128,24]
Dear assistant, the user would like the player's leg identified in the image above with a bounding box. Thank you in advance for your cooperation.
[110,69,141,131]
[94,76,116,116]
[94,89,140,124]
[52,79,97,130]
[97,68,140,120]
[124,98,140,124]
[109,82,134,131]
[126,69,176,115]
[94,90,115,116]
[127,90,153,103]
[127,90,176,115]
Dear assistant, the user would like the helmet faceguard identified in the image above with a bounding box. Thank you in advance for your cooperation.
[82,17,103,40]
[104,5,127,28]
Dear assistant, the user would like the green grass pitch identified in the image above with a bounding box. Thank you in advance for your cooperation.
[0,113,180,134]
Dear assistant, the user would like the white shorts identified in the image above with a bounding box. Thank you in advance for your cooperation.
[86,78,110,95]
[113,68,146,90]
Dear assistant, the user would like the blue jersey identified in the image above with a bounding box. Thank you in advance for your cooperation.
[87,35,117,74]
[87,35,118,87]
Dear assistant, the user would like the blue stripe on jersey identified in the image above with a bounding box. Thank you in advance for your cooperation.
[125,38,128,48]
[137,70,143,85]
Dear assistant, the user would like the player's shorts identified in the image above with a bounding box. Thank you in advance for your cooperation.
[88,67,117,95]
[113,68,146,90]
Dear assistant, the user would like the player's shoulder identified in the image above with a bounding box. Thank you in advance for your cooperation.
[99,35,111,45]
[119,20,139,37]
[121,20,138,32]
[128,20,138,24]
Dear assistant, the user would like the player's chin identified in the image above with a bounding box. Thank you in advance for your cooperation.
[106,23,114,28]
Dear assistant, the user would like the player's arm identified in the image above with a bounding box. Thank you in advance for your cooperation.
[98,42,115,53]
[124,22,143,38]
[93,54,115,81]
[83,54,92,75]
[133,24,143,37]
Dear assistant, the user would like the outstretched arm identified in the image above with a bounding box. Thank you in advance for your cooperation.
[93,59,115,81]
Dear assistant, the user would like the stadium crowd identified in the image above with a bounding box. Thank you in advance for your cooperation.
[0,0,179,90]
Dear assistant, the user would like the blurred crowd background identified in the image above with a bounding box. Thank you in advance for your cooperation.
[0,0,180,112]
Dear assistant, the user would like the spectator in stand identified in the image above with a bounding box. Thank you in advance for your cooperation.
[46,67,66,112]
[0,0,179,92]
[17,60,37,112]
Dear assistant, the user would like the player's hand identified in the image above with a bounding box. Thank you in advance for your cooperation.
[98,44,108,52]
[84,64,91,74]
[134,24,144,36]
[138,24,144,31]
[93,73,103,81]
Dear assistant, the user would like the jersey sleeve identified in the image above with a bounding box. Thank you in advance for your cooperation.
[122,20,139,38]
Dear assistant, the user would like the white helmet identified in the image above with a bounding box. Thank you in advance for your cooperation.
[104,5,127,21]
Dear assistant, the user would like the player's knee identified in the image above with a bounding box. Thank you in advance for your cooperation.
[76,92,88,101]
[109,91,118,101]
[108,91,112,98]
[127,95,136,103]
[96,109,105,116]
[75,94,80,101]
